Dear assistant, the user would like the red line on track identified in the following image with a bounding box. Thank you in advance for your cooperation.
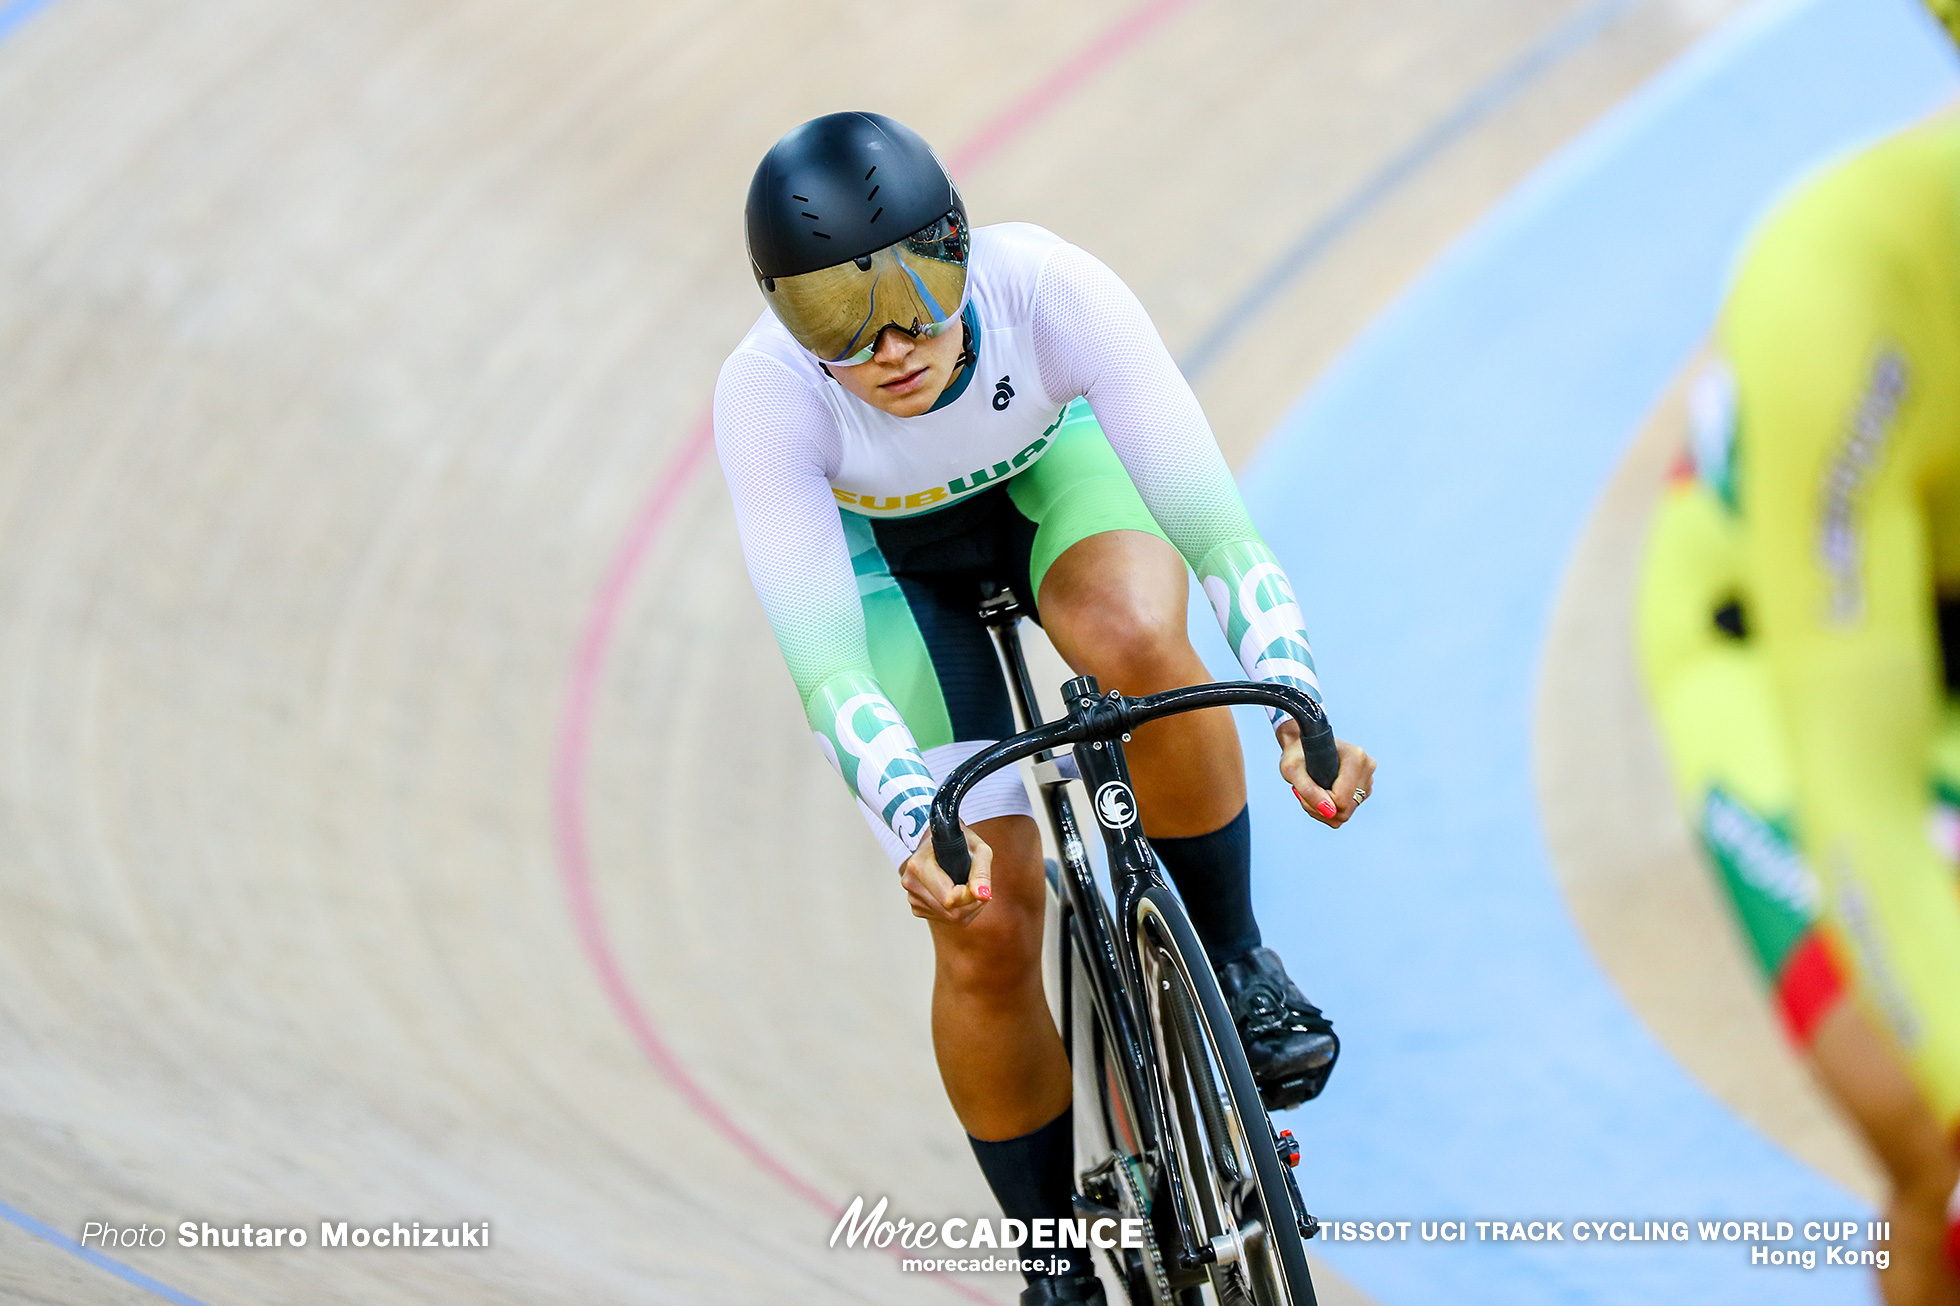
[550,2,1199,1298]
[946,0,1200,179]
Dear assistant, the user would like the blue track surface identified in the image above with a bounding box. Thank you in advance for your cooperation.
[0,0,55,45]
[1199,0,1960,1302]
[0,1200,212,1306]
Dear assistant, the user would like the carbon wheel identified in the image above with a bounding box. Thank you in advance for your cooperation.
[1137,889,1318,1306]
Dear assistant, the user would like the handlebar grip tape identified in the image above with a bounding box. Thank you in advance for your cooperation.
[1302,714,1341,790]
[933,826,972,887]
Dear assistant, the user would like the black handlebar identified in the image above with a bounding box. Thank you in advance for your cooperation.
[929,680,1339,884]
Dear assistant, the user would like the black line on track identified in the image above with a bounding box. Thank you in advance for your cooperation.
[1180,0,1650,381]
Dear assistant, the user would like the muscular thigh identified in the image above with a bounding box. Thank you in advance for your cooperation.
[999,402,1196,680]
[1037,529,1192,682]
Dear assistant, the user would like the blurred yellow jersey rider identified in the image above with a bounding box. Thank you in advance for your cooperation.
[1714,114,1960,1135]
[1640,100,1960,1297]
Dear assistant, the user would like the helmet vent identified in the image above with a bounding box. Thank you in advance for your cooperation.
[747,113,957,281]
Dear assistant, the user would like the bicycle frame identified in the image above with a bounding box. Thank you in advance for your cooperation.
[990,596,1199,1276]
[937,585,1338,1285]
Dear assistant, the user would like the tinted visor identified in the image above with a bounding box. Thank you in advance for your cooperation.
[759,211,969,365]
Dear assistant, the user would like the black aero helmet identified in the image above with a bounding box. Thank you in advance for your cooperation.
[746,112,971,365]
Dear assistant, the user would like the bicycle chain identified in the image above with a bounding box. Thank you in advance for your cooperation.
[1111,1154,1174,1306]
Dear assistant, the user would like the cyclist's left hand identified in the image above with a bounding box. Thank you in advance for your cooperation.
[1277,719,1375,829]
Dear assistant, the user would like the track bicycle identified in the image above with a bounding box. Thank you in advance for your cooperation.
[928,585,1340,1306]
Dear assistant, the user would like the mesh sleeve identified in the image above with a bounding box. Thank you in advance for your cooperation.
[713,349,937,848]
[1031,245,1321,714]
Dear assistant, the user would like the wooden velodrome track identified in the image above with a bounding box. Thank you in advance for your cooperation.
[0,1,1781,1302]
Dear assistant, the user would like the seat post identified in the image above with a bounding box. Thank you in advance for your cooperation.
[977,583,1046,733]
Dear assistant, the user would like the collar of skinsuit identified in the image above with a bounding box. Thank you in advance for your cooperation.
[1930,0,1960,44]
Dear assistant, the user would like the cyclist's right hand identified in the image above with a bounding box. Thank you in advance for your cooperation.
[901,824,994,924]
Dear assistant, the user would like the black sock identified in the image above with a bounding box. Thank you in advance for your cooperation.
[968,1107,1092,1281]
[1153,805,1259,967]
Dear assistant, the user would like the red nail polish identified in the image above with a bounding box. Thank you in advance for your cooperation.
[1317,799,1337,819]
[975,884,992,901]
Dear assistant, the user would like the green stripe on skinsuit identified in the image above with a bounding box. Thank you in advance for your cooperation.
[840,512,956,752]
[1007,400,1171,598]
[1699,785,1817,979]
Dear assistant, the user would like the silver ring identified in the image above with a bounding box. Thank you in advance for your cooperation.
[1352,788,1368,803]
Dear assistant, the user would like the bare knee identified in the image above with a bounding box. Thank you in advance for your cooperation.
[1068,603,1198,694]
[931,821,1046,994]
[934,888,1043,993]
[1041,530,1200,693]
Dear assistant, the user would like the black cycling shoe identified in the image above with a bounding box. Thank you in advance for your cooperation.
[1217,946,1338,1110]
[1020,1273,1106,1306]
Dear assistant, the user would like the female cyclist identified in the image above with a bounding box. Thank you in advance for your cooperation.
[714,112,1375,1304]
